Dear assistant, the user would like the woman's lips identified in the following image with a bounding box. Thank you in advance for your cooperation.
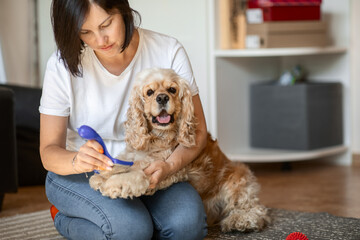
[100,43,114,51]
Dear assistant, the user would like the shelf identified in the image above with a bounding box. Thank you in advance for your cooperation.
[209,0,351,165]
[214,46,347,58]
[227,145,348,163]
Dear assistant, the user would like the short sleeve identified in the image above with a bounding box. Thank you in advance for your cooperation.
[39,52,71,117]
[170,41,199,96]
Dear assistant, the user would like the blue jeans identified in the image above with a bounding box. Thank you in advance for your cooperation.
[46,171,207,240]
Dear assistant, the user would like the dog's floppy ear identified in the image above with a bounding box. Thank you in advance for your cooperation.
[125,83,151,151]
[176,78,197,148]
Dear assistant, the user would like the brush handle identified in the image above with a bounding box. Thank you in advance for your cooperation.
[78,125,133,167]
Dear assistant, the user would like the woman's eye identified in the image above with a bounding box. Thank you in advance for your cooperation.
[147,89,154,96]
[80,31,89,35]
[101,20,112,29]
[168,87,176,94]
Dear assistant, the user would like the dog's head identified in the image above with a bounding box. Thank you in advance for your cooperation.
[125,68,197,151]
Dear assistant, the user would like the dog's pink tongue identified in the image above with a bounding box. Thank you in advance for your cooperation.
[157,115,171,124]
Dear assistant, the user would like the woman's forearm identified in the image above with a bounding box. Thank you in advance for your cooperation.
[40,145,79,175]
[40,114,112,176]
[40,114,78,175]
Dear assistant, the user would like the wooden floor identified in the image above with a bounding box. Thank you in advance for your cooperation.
[252,160,360,219]
[1,160,360,219]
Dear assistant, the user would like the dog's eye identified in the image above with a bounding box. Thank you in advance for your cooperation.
[147,89,154,96]
[168,87,176,94]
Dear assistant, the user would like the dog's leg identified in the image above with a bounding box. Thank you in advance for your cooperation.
[100,169,150,199]
[100,161,151,199]
[158,168,189,189]
[89,165,130,192]
[145,168,189,195]
[211,166,270,232]
[89,174,106,191]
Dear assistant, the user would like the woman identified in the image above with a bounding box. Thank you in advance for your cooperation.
[39,0,208,239]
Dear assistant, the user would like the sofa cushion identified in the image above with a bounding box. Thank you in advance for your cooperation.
[0,84,42,131]
[0,84,46,186]
[0,87,18,192]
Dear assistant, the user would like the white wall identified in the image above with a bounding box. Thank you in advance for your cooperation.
[0,40,6,83]
[0,0,37,86]
[38,0,56,83]
[350,0,360,154]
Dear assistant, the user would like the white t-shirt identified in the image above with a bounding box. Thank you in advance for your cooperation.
[39,28,199,156]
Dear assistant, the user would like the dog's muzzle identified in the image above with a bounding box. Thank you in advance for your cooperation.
[152,110,174,126]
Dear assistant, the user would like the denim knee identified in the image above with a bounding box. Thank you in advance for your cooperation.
[108,214,154,240]
[162,218,207,240]
[156,208,208,240]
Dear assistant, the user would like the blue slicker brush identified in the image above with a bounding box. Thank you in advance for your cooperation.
[78,125,133,173]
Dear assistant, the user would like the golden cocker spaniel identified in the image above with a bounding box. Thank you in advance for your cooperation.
[89,68,270,232]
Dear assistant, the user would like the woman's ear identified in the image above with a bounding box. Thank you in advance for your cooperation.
[125,86,151,151]
[176,78,197,148]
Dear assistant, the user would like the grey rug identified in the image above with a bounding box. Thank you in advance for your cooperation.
[206,208,360,240]
[1,208,359,240]
[0,210,64,240]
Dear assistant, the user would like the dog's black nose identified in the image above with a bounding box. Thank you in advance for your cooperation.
[156,94,169,105]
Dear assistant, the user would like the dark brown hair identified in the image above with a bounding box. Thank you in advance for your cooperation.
[51,0,140,77]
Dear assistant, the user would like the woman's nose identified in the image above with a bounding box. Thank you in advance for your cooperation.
[95,32,108,46]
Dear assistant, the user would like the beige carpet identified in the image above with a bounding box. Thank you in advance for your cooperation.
[0,210,64,240]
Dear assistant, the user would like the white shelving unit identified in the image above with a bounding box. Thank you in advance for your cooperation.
[208,0,351,164]
[214,46,347,58]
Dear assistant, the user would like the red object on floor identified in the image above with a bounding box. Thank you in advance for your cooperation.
[286,232,309,240]
[248,0,322,21]
[50,205,59,221]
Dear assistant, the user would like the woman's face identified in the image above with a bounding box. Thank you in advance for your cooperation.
[80,4,125,59]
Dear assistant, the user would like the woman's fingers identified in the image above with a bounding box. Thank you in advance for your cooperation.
[77,151,112,171]
[144,161,171,189]
[77,140,114,171]
[73,156,95,172]
[85,139,104,154]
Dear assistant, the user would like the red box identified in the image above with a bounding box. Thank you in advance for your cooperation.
[248,0,322,21]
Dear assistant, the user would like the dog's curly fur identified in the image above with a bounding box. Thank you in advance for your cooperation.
[89,68,270,232]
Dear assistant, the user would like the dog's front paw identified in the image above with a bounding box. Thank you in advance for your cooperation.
[89,174,106,191]
[100,171,150,199]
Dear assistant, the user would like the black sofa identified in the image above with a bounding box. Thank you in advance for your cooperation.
[0,84,47,211]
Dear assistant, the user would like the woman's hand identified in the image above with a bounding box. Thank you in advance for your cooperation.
[73,140,114,173]
[40,114,116,175]
[143,161,174,189]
